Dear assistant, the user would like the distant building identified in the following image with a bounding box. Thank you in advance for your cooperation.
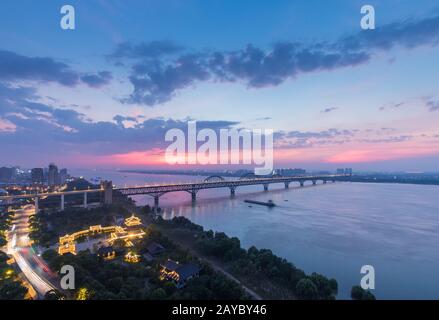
[277,168,306,176]
[31,168,44,184]
[160,259,201,288]
[48,163,59,186]
[59,168,68,184]
[336,168,353,175]
[0,167,13,182]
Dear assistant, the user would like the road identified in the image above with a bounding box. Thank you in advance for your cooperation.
[6,205,57,298]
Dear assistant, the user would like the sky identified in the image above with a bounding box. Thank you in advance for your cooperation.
[1,0,439,172]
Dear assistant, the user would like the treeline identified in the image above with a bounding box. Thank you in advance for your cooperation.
[0,211,28,299]
[42,224,249,300]
[0,211,12,247]
[0,251,27,299]
[159,216,338,300]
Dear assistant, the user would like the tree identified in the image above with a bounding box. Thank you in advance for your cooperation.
[309,272,338,299]
[0,280,27,300]
[149,288,167,300]
[351,285,376,300]
[295,278,318,300]
[0,236,6,247]
[163,281,177,295]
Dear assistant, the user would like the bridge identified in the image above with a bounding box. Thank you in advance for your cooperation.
[0,174,349,212]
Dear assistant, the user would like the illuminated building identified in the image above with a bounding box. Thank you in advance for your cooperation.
[124,251,140,263]
[97,246,116,260]
[124,214,142,227]
[58,215,145,255]
[58,241,76,255]
[160,259,201,289]
[76,288,89,300]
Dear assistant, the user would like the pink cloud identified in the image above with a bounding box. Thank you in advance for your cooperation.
[0,118,16,132]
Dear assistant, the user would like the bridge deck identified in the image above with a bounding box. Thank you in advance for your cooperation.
[117,174,343,196]
[0,174,348,201]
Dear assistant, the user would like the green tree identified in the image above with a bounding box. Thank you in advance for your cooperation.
[149,288,167,300]
[295,278,318,300]
[0,280,27,300]
[163,281,177,295]
[0,236,7,247]
[351,285,376,300]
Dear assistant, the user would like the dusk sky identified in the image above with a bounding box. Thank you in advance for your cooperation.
[1,0,439,171]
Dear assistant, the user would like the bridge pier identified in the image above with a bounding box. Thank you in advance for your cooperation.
[230,187,236,197]
[323,180,327,184]
[263,184,269,191]
[332,180,336,183]
[83,192,88,208]
[299,181,304,187]
[34,197,39,213]
[61,194,65,211]
[101,181,113,205]
[312,180,317,185]
[191,191,197,202]
[154,195,160,212]
[284,182,290,189]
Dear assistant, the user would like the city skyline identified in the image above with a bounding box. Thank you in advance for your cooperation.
[1,1,439,171]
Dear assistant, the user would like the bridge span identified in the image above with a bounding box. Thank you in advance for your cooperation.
[0,174,349,212]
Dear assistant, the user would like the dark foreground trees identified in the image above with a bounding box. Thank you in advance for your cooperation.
[160,216,338,300]
[0,252,27,300]
[351,285,376,300]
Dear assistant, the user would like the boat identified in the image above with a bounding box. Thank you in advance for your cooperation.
[244,199,276,207]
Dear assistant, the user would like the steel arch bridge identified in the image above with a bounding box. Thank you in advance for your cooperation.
[0,174,350,212]
[203,175,226,182]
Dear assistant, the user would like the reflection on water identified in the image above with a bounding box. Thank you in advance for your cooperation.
[72,169,439,299]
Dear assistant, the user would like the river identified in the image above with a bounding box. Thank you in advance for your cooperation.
[71,169,439,299]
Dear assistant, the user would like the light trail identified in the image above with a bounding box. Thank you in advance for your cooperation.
[7,205,57,298]
[13,250,54,296]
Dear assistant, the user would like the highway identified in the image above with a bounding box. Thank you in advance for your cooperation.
[6,205,57,298]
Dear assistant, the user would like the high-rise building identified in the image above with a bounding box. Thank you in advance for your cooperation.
[59,168,68,184]
[336,168,345,175]
[48,163,59,186]
[0,167,13,182]
[31,168,44,184]
[345,168,353,175]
